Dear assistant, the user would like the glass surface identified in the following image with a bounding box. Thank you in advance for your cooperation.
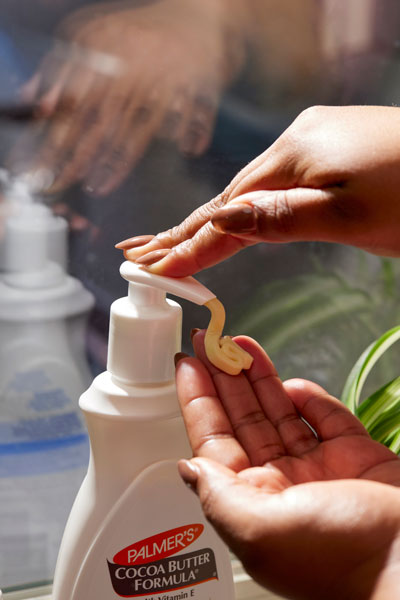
[1,0,400,592]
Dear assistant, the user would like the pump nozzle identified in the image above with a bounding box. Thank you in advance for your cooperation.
[119,262,253,377]
[119,261,216,306]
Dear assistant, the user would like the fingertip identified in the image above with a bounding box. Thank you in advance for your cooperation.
[190,328,202,342]
[231,335,274,370]
[177,457,229,494]
[174,352,189,366]
[190,456,235,482]
[123,239,163,261]
[283,378,328,397]
[177,459,200,490]
[190,329,208,361]
[146,253,198,277]
[115,234,155,250]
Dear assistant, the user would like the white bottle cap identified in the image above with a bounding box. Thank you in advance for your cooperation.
[107,262,216,386]
[0,173,68,283]
[1,203,66,288]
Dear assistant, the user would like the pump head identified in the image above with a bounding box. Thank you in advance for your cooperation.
[107,262,217,386]
[119,261,216,306]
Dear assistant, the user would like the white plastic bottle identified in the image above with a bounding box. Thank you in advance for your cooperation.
[0,187,94,588]
[53,261,235,600]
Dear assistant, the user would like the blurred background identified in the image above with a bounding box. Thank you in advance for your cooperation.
[1,0,400,593]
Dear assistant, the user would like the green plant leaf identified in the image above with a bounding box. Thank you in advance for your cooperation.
[356,377,400,429]
[389,430,400,454]
[341,325,400,414]
[367,403,400,444]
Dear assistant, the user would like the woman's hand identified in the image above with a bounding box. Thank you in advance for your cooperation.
[175,331,400,600]
[16,0,246,196]
[119,105,400,275]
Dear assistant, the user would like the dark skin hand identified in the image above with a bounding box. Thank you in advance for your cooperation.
[175,330,400,600]
[117,105,400,275]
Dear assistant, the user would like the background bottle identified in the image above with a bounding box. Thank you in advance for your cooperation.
[0,175,94,589]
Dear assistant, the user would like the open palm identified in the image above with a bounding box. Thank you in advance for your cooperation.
[177,331,400,488]
[176,331,400,600]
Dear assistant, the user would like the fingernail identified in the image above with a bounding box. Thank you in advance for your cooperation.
[123,240,160,260]
[177,459,199,489]
[115,234,154,250]
[135,248,171,266]
[190,328,201,341]
[174,352,189,366]
[211,204,256,234]
[84,170,104,195]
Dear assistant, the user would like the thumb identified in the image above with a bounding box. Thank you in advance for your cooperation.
[211,188,361,245]
[177,458,272,551]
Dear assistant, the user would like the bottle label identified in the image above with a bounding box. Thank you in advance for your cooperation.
[0,366,89,477]
[108,525,218,597]
[66,461,234,600]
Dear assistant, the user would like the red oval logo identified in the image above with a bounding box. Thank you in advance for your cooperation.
[113,524,204,565]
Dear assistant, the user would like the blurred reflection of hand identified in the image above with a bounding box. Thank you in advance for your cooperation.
[19,0,246,196]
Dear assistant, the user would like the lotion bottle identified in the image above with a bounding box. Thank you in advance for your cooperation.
[52,261,235,600]
[0,176,94,588]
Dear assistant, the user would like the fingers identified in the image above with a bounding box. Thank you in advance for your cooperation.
[234,336,319,457]
[31,67,99,179]
[30,61,149,194]
[211,187,357,244]
[121,185,352,277]
[111,142,278,272]
[283,378,369,440]
[128,215,252,276]
[19,73,42,104]
[80,81,217,195]
[123,189,229,259]
[192,331,317,459]
[85,83,170,196]
[211,183,400,257]
[37,60,76,117]
[175,355,250,471]
[20,51,70,110]
[115,234,155,250]
[119,168,380,277]
[14,51,99,187]
[178,92,218,156]
[191,331,286,466]
[158,91,187,141]
[47,76,125,192]
[151,221,255,276]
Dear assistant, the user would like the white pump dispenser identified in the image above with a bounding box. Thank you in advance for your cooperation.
[0,175,94,588]
[52,262,234,600]
[108,261,215,385]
